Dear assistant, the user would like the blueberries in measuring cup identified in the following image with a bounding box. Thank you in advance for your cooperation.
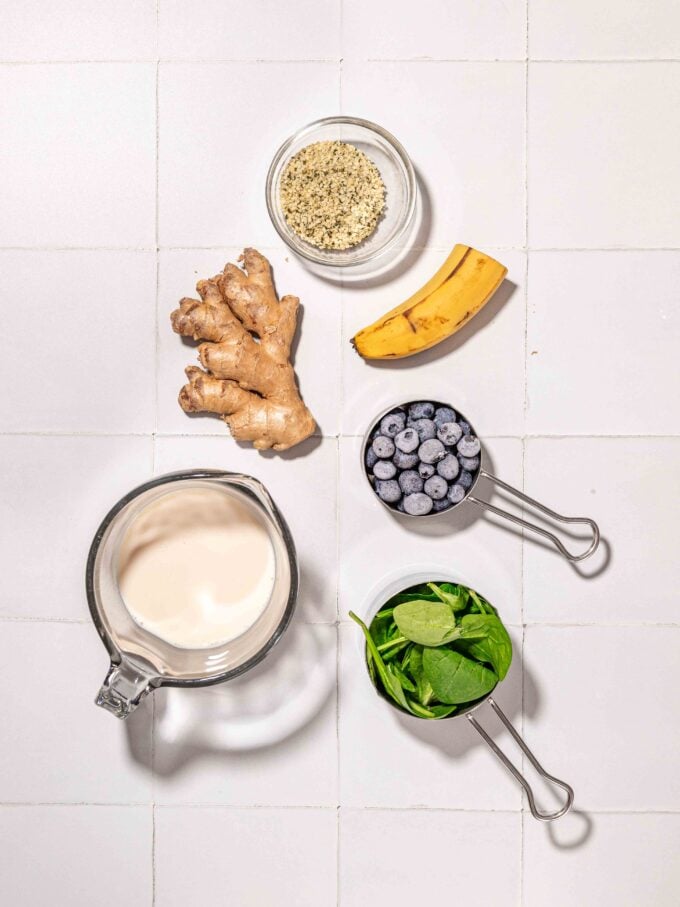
[363,400,483,516]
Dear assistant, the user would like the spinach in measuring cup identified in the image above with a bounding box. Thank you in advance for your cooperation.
[349,581,512,719]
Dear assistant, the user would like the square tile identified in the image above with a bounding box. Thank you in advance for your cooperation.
[0,622,153,803]
[158,247,341,437]
[530,0,680,60]
[342,248,526,438]
[0,435,153,619]
[159,0,340,60]
[526,252,680,435]
[524,437,680,624]
[0,806,152,907]
[154,435,338,621]
[342,0,526,61]
[153,623,336,805]
[155,807,337,907]
[339,436,524,625]
[0,251,156,432]
[158,63,339,246]
[338,624,523,810]
[341,63,526,248]
[524,626,680,810]
[0,65,155,247]
[0,2,157,61]
[528,63,680,248]
[524,813,680,907]
[340,809,520,906]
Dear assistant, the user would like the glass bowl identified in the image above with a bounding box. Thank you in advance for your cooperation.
[265,116,417,268]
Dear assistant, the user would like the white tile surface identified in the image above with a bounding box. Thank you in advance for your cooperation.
[158,247,341,437]
[526,251,680,435]
[0,65,156,247]
[341,809,520,906]
[153,623,337,806]
[0,2,157,61]
[0,251,156,432]
[341,63,526,249]
[159,0,340,60]
[530,0,680,60]
[0,435,153,619]
[154,435,338,622]
[342,248,526,438]
[0,806,152,907]
[528,63,680,249]
[524,437,680,624]
[158,63,339,247]
[155,807,337,906]
[0,622,152,803]
[524,626,680,810]
[524,812,680,907]
[342,0,527,61]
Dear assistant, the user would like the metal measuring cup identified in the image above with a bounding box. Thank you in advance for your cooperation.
[363,399,600,562]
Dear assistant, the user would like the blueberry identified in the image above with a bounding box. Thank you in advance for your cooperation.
[403,492,434,516]
[457,435,481,458]
[408,401,435,421]
[432,498,451,512]
[376,479,402,503]
[365,446,378,469]
[457,470,474,490]
[458,455,480,472]
[412,418,437,442]
[399,470,424,494]
[396,498,406,513]
[372,435,396,459]
[380,411,406,438]
[458,419,472,435]
[394,428,419,453]
[434,406,457,426]
[373,459,397,480]
[436,453,460,481]
[447,484,466,505]
[424,475,448,500]
[393,449,419,469]
[418,462,435,479]
[418,438,446,464]
[437,421,463,446]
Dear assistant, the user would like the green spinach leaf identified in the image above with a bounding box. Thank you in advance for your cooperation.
[427,582,468,612]
[455,614,512,680]
[408,645,434,706]
[422,646,498,704]
[349,611,412,712]
[393,600,461,646]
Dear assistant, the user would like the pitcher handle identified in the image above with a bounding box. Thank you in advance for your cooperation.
[467,698,574,822]
[96,658,155,718]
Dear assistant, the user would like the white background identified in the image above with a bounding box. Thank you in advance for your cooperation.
[1,2,680,905]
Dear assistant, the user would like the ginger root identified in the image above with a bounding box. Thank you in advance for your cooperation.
[170,248,316,451]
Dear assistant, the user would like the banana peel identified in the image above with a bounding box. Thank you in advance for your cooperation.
[351,244,507,360]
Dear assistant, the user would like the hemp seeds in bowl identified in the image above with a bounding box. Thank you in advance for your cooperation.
[266,116,417,268]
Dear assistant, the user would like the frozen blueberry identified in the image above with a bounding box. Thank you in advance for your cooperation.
[436,421,463,446]
[432,498,451,512]
[457,470,474,490]
[394,428,419,453]
[395,498,406,513]
[376,479,402,504]
[399,470,424,494]
[412,418,437,442]
[373,459,397,480]
[458,455,480,472]
[380,411,406,438]
[457,435,481,458]
[365,446,378,469]
[393,449,419,469]
[418,462,435,479]
[403,492,434,516]
[408,401,435,421]
[436,453,460,481]
[418,438,446,464]
[372,435,395,459]
[458,419,472,435]
[447,484,466,506]
[434,406,457,426]
[424,475,448,500]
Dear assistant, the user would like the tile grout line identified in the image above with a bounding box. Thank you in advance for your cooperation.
[336,17,343,902]
[3,57,680,64]
[152,7,160,903]
[3,245,680,253]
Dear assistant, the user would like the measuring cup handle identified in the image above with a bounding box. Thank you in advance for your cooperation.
[467,469,600,562]
[467,698,574,822]
[95,658,155,718]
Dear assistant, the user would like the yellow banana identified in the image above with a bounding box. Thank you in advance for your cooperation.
[351,244,507,359]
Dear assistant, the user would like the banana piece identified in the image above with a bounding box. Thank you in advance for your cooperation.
[352,245,507,360]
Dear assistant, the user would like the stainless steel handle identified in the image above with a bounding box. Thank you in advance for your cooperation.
[468,470,600,562]
[467,698,574,822]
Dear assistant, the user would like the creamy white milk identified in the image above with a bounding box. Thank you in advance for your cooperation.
[117,487,275,649]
